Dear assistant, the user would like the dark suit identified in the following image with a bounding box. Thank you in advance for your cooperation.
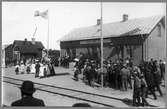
[120,67,129,91]
[145,69,157,99]
[153,71,163,96]
[11,96,45,106]
[35,63,40,77]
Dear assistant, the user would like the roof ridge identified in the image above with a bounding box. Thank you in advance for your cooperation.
[104,15,164,25]
[14,40,41,42]
[65,15,164,35]
[60,15,164,42]
[73,15,164,30]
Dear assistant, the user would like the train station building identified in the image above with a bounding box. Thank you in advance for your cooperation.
[60,15,166,65]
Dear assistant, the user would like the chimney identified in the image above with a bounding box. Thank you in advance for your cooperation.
[31,38,36,44]
[122,14,128,22]
[96,19,101,25]
[24,38,28,44]
[24,38,27,41]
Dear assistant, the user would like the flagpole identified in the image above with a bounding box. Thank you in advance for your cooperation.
[47,9,49,58]
[100,0,104,88]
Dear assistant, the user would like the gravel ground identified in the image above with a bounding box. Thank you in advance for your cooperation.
[1,66,166,107]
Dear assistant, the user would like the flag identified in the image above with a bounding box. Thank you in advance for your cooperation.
[34,10,48,19]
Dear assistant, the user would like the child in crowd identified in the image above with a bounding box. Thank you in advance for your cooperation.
[15,62,20,75]
[20,61,25,74]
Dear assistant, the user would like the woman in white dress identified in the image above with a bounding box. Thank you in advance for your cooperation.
[39,62,44,78]
[31,61,36,74]
[20,61,25,74]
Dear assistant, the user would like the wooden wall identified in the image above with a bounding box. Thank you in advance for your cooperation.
[146,21,166,61]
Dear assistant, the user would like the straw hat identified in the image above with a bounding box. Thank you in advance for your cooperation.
[74,58,79,62]
[20,61,24,64]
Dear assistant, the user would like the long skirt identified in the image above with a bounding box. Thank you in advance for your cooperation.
[39,66,44,77]
[46,65,51,76]
[31,64,36,74]
[20,65,25,74]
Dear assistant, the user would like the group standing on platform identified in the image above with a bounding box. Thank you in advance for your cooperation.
[14,55,165,107]
[72,56,165,107]
[60,55,70,68]
[15,58,56,79]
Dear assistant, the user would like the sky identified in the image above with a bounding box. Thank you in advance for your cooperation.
[2,2,166,50]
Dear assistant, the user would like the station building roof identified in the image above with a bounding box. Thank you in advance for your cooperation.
[60,15,164,42]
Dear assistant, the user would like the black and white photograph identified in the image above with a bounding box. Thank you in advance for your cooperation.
[1,1,166,107]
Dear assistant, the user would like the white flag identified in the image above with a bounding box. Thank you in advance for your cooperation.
[34,10,48,19]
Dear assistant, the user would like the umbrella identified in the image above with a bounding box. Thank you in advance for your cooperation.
[74,58,79,62]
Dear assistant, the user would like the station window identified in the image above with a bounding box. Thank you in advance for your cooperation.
[158,24,161,37]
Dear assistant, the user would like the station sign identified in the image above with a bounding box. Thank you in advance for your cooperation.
[80,39,111,44]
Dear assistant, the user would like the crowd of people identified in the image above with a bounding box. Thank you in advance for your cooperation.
[13,55,165,107]
[15,58,56,78]
[73,57,165,106]
[59,55,70,68]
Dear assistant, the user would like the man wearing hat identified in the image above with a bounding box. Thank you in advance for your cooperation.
[11,81,45,106]
[72,102,91,107]
[120,64,129,91]
[132,71,141,106]
[35,60,40,78]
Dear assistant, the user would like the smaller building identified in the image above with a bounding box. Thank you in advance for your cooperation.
[5,38,44,65]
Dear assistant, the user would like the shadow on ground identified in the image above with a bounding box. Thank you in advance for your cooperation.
[55,72,70,76]
[122,98,158,108]
[122,98,133,107]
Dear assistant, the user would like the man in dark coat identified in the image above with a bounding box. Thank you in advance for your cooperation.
[87,65,92,86]
[133,71,141,106]
[11,81,45,106]
[149,58,154,74]
[159,60,165,81]
[145,64,157,100]
[120,64,129,91]
[127,65,133,89]
[140,74,149,106]
[114,63,121,89]
[35,61,40,78]
[153,63,163,97]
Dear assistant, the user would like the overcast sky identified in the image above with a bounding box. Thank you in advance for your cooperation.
[2,2,165,50]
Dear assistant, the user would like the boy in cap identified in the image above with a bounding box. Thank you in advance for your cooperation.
[140,74,149,106]
[11,80,45,106]
[132,71,141,106]
[15,61,20,75]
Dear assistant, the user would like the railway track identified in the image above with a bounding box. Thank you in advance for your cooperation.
[2,76,158,107]
[2,76,127,107]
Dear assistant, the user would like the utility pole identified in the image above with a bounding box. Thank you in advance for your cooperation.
[100,0,104,88]
[47,9,50,58]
